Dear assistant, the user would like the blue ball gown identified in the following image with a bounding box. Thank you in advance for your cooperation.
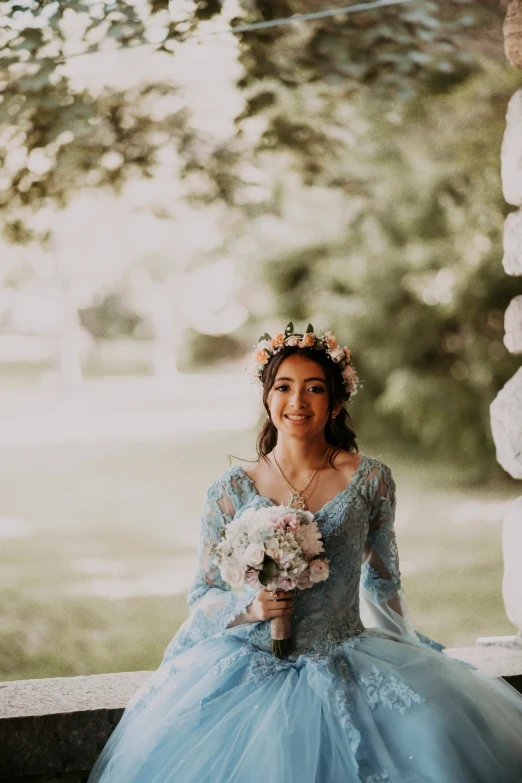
[88,456,522,783]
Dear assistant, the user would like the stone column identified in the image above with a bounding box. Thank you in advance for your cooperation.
[483,0,522,648]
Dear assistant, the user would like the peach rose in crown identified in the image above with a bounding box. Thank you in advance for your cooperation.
[271,333,285,348]
[299,332,315,348]
[254,347,269,365]
[324,331,338,350]
[343,346,351,361]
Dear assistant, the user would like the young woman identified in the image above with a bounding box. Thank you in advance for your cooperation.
[89,325,522,783]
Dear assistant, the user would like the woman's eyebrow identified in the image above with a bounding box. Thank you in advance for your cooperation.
[274,376,326,383]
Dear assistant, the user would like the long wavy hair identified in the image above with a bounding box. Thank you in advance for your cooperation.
[256,345,358,467]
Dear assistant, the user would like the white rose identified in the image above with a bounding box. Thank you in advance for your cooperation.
[220,559,244,585]
[309,558,329,583]
[329,346,345,363]
[243,543,265,567]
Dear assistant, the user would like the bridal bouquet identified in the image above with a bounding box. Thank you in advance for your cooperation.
[212,505,329,657]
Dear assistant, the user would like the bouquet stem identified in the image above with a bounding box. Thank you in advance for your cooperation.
[271,615,292,658]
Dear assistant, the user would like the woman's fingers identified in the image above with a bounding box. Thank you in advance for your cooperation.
[264,589,294,601]
[275,589,294,599]
[256,588,294,619]
[267,607,293,617]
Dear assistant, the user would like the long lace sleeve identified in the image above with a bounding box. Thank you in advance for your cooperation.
[186,477,258,631]
[162,475,257,662]
[359,463,445,653]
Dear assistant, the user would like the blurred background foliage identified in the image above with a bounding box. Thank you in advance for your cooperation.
[1,0,518,476]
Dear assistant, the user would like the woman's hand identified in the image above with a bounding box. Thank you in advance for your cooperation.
[248,588,295,622]
[230,589,295,627]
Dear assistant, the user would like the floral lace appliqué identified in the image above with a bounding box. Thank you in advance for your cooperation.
[240,650,296,686]
[358,665,426,714]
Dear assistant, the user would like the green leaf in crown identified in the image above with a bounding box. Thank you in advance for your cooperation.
[284,322,294,336]
[306,323,314,333]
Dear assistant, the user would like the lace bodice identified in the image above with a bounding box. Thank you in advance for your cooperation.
[162,455,443,662]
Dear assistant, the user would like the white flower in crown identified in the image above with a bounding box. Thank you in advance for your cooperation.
[251,321,361,399]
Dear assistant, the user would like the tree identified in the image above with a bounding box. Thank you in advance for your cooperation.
[254,61,521,475]
[0,0,500,236]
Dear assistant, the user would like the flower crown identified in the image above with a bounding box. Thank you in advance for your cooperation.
[253,322,360,399]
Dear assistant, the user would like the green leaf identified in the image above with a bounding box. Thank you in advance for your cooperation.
[263,332,271,341]
[285,321,294,336]
[259,557,278,586]
[306,323,314,333]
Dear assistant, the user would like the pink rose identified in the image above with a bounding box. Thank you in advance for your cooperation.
[281,513,300,532]
[276,576,297,591]
[298,332,315,348]
[309,558,329,583]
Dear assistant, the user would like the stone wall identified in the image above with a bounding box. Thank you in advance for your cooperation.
[0,671,149,783]
[1,649,522,782]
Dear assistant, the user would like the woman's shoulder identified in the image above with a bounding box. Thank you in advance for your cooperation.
[362,454,393,476]
[360,455,396,495]
[334,451,394,493]
[332,450,391,475]
[207,463,257,497]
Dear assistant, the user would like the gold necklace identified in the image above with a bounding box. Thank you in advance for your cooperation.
[271,445,331,511]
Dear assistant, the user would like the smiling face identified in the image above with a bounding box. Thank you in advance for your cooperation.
[266,353,340,440]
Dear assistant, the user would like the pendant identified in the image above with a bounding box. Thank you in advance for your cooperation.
[288,491,308,511]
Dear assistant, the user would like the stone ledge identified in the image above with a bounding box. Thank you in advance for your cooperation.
[0,671,150,781]
[0,671,150,720]
[1,646,522,782]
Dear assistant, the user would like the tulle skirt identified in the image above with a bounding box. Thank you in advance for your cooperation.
[88,628,522,783]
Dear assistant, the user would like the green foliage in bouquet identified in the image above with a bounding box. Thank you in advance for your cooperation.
[258,557,279,587]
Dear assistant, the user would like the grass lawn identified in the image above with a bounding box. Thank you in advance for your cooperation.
[0,429,519,681]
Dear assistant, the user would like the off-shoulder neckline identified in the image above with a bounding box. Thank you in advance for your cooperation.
[229,454,372,516]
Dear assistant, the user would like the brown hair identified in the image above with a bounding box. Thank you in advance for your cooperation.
[256,345,358,466]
